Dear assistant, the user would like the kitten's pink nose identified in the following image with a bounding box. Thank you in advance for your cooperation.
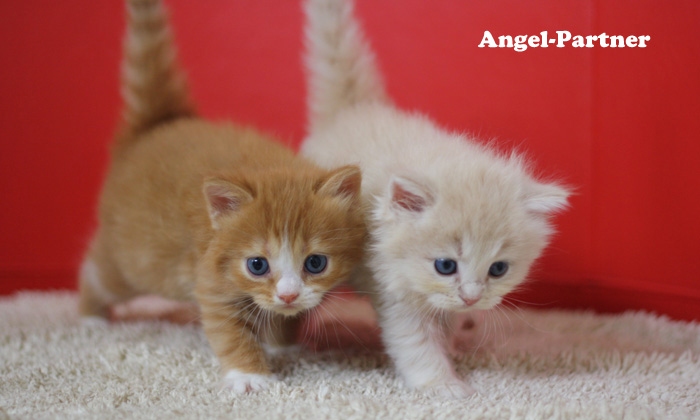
[461,295,481,306]
[278,293,299,304]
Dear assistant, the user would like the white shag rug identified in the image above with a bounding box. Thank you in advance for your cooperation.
[1,292,699,420]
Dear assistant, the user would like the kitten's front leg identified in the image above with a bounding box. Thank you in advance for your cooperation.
[198,300,276,394]
[378,297,476,398]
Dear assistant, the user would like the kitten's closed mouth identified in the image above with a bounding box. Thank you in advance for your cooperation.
[276,304,302,315]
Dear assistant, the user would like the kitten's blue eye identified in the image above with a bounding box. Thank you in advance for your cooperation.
[246,257,269,276]
[304,255,327,274]
[434,258,457,275]
[488,261,508,278]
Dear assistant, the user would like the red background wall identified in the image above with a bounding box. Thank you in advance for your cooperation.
[1,1,698,320]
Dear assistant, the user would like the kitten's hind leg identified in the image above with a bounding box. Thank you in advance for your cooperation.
[78,249,134,320]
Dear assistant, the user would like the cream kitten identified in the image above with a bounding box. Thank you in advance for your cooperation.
[79,0,365,394]
[301,0,570,397]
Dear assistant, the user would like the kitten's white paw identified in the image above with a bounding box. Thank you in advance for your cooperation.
[428,379,477,399]
[221,370,276,394]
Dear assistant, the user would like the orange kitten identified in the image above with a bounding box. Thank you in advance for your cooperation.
[78,0,366,393]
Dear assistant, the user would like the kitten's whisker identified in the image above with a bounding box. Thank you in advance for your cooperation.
[502,305,516,345]
[320,303,371,353]
[492,307,504,346]
[301,309,315,351]
[318,305,347,356]
[471,310,491,358]
[269,312,275,334]
[487,310,496,346]
[500,300,556,335]
[307,305,330,353]
[503,296,553,307]
[435,308,446,334]
[321,308,331,352]
[251,308,263,335]
[204,300,258,331]
[322,292,351,303]
[493,305,512,348]
[256,307,271,336]
[416,304,435,330]
[264,311,273,340]
[310,308,324,353]
[488,310,498,346]
[242,303,262,330]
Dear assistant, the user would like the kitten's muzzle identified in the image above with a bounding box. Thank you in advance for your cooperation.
[276,276,302,306]
[460,294,482,307]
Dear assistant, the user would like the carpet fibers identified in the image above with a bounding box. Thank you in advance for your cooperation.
[1,292,698,419]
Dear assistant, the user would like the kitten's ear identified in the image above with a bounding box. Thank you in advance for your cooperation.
[203,179,253,229]
[389,176,433,214]
[524,181,570,214]
[317,165,362,199]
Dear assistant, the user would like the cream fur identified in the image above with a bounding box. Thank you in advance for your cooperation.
[301,0,570,396]
[303,0,387,131]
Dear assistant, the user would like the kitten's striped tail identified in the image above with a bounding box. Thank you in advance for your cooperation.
[304,0,388,132]
[118,0,194,146]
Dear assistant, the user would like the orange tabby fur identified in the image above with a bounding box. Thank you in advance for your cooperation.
[79,0,365,391]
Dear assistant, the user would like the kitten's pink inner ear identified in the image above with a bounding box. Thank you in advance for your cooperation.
[317,165,362,199]
[390,177,431,213]
[203,180,253,228]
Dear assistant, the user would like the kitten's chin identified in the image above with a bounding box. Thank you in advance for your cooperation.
[272,305,305,316]
[266,302,314,317]
[426,295,465,312]
[254,299,306,317]
[260,295,322,317]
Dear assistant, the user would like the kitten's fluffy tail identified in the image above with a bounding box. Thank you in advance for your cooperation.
[118,0,194,146]
[304,0,388,131]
